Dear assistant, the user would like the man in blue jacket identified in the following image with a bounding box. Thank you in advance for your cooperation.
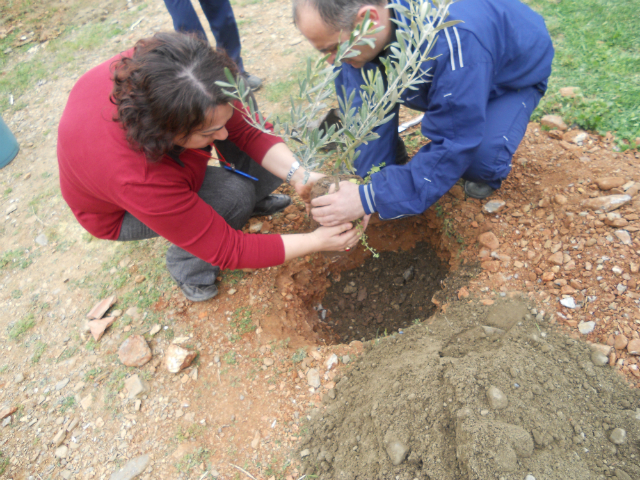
[294,0,554,224]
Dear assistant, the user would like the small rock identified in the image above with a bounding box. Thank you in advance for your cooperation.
[541,114,567,130]
[165,344,197,373]
[615,468,632,480]
[342,355,351,364]
[95,417,105,428]
[5,205,17,215]
[149,324,161,336]
[108,454,151,480]
[35,233,48,246]
[487,385,508,410]
[578,321,595,335]
[326,354,338,371]
[55,445,69,458]
[307,368,321,389]
[582,195,631,212]
[263,358,274,366]
[560,297,576,309]
[134,275,145,283]
[52,381,70,396]
[118,335,152,367]
[614,335,629,350]
[615,230,632,245]
[478,232,499,250]
[14,373,24,384]
[52,429,66,447]
[591,350,609,366]
[86,295,117,320]
[124,374,147,399]
[483,200,506,213]
[89,316,117,341]
[251,431,261,449]
[385,440,410,466]
[627,339,640,355]
[591,343,612,356]
[559,86,577,97]
[596,177,626,191]
[610,428,627,445]
[554,194,568,205]
[80,394,93,411]
[524,476,536,480]
[0,405,17,419]
[300,449,311,458]
[548,252,564,265]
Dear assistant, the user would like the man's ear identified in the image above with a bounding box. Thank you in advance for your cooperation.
[355,5,381,26]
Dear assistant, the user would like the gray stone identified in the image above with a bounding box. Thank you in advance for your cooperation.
[1,416,11,427]
[487,386,508,410]
[109,454,151,480]
[591,350,609,366]
[307,368,321,389]
[35,233,48,246]
[615,468,632,480]
[55,378,70,391]
[124,374,147,399]
[60,470,72,480]
[14,373,24,384]
[582,195,631,212]
[560,297,576,309]
[483,200,506,213]
[524,476,536,480]
[385,440,410,466]
[342,355,351,364]
[300,449,311,458]
[610,428,627,445]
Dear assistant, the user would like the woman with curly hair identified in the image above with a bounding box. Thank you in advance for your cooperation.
[57,32,359,302]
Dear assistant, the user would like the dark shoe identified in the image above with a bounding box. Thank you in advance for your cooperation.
[177,283,218,302]
[464,181,495,199]
[252,194,291,217]
[243,73,262,91]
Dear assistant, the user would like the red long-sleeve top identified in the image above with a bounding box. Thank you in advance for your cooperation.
[57,50,285,270]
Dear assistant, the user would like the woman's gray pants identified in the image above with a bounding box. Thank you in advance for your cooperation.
[117,140,281,287]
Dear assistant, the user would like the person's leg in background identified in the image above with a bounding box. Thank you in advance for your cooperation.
[197,0,263,90]
[162,0,208,40]
[462,86,543,199]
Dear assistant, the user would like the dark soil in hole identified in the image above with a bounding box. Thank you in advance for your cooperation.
[321,242,448,342]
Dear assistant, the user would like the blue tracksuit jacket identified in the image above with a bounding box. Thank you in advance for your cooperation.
[340,0,554,219]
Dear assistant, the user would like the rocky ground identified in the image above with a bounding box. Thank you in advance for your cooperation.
[1,0,640,479]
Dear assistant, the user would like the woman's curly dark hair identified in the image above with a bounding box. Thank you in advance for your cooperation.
[110,32,238,162]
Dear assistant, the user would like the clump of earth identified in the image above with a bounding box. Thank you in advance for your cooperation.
[299,297,640,479]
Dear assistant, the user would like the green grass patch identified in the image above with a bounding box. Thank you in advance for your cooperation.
[59,395,76,413]
[0,451,8,475]
[0,6,135,114]
[527,0,640,146]
[8,313,35,340]
[229,307,256,342]
[174,447,210,474]
[31,341,47,364]
[0,248,33,270]
[222,351,237,365]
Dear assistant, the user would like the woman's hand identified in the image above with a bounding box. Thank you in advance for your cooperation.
[281,223,360,261]
[290,170,325,214]
[311,223,361,252]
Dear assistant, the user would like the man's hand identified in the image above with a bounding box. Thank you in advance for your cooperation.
[311,180,365,226]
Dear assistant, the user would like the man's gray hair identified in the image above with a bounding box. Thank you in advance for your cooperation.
[293,0,387,31]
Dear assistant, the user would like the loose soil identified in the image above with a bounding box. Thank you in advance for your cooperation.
[321,242,448,343]
[299,297,640,480]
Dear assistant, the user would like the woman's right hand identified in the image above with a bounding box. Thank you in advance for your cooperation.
[311,223,361,252]
[281,223,361,261]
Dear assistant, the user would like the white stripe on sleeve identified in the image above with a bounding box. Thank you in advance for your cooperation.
[453,27,464,68]
[443,28,456,71]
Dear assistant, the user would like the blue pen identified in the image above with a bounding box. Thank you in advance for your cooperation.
[222,164,259,181]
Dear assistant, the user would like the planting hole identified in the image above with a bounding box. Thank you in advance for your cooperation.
[319,242,448,343]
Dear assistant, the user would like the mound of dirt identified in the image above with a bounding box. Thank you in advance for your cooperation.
[299,297,640,479]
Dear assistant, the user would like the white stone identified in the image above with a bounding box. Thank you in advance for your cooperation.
[578,321,595,335]
[487,386,508,410]
[325,354,339,371]
[483,200,506,213]
[560,297,576,309]
[615,230,632,245]
[306,368,321,389]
